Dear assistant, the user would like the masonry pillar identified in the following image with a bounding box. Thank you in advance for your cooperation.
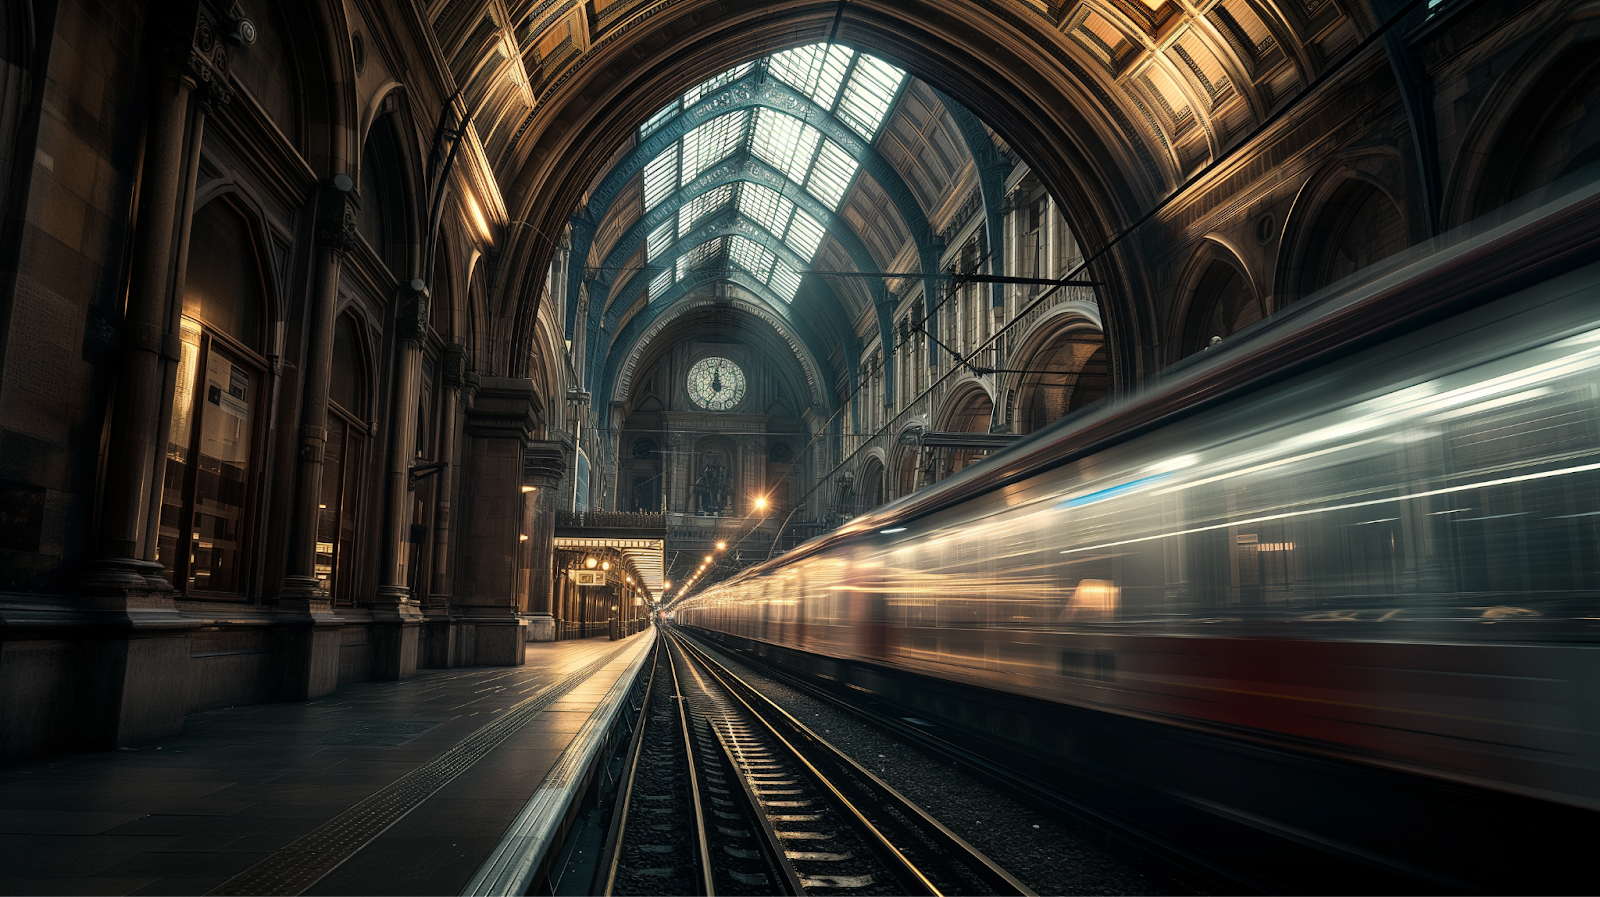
[522,441,567,642]
[272,180,359,698]
[458,378,542,664]
[74,3,225,748]
[370,280,430,679]
[422,344,467,667]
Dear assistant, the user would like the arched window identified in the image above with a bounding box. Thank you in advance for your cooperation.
[1015,328,1107,434]
[358,115,408,275]
[317,314,369,606]
[159,200,267,595]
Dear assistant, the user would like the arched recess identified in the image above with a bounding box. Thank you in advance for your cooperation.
[890,439,921,500]
[158,198,273,596]
[1277,157,1411,307]
[320,312,372,607]
[934,381,996,479]
[1445,31,1600,227]
[609,290,830,412]
[1170,239,1263,360]
[356,87,424,279]
[857,452,887,513]
[493,2,1161,389]
[1009,320,1108,435]
[272,0,354,179]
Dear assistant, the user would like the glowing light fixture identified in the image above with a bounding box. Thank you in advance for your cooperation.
[601,560,612,571]
[880,527,906,534]
[519,534,529,541]
[521,485,536,493]
[716,541,727,550]
[585,557,598,569]
[754,496,768,510]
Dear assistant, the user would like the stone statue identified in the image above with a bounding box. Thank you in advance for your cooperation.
[693,455,731,515]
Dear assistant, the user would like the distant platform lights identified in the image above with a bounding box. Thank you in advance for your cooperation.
[637,44,908,303]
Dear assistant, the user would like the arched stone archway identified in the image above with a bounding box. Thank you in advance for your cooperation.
[1011,326,1109,435]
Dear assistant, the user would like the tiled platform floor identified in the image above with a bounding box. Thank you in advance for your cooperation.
[0,633,652,896]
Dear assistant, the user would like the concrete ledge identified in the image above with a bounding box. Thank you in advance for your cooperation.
[462,627,657,896]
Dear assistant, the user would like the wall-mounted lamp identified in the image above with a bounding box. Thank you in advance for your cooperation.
[601,560,611,571]
[519,534,529,542]
[585,557,598,568]
[521,485,536,493]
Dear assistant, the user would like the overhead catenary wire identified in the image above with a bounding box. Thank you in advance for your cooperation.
[664,0,1436,601]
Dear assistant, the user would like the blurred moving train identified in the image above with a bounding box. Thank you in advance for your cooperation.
[676,173,1600,885]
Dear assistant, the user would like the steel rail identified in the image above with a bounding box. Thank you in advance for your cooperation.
[668,638,718,896]
[673,632,1034,896]
[597,642,661,896]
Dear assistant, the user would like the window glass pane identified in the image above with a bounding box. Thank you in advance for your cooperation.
[728,235,777,280]
[737,182,796,236]
[769,259,802,301]
[190,345,255,592]
[784,208,826,260]
[677,183,735,237]
[681,110,749,182]
[158,318,203,583]
[682,62,755,107]
[643,143,679,210]
[184,202,263,349]
[338,427,363,606]
[650,268,674,298]
[751,109,821,185]
[647,220,675,261]
[836,55,906,140]
[317,416,345,592]
[768,44,853,109]
[806,139,858,209]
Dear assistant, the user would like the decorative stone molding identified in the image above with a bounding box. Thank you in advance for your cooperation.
[315,176,360,253]
[396,279,431,341]
[523,441,569,490]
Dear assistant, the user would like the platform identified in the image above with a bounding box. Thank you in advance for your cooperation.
[0,630,656,897]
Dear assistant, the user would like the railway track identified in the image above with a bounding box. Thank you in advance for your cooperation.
[596,632,1034,896]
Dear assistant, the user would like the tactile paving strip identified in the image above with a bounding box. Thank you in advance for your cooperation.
[206,646,632,896]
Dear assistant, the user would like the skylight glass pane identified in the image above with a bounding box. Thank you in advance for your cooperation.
[768,44,853,110]
[647,220,675,260]
[737,182,795,236]
[784,208,825,260]
[639,99,680,139]
[805,139,857,209]
[682,62,756,107]
[650,268,674,298]
[642,144,679,210]
[836,55,905,140]
[768,259,803,302]
[678,184,735,237]
[728,235,777,280]
[681,236,726,275]
[751,109,821,185]
[680,110,749,182]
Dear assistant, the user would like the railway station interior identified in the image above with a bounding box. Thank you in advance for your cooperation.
[2,0,1599,893]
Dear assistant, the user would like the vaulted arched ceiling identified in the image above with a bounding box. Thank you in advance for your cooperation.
[418,0,1371,383]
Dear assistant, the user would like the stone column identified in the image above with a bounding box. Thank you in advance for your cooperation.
[370,280,430,679]
[74,3,229,749]
[273,179,358,699]
[457,377,542,664]
[428,344,466,607]
[522,441,567,641]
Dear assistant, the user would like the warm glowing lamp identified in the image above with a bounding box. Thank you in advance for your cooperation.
[585,557,598,569]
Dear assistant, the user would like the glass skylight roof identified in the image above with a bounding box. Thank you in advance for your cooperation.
[636,44,907,303]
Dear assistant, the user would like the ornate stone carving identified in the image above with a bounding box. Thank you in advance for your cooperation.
[523,441,568,490]
[396,279,430,341]
[315,177,360,253]
[441,343,468,389]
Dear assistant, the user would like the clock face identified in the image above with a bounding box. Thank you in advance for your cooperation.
[687,357,746,411]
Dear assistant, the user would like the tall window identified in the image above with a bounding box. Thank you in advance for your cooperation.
[317,315,368,606]
[159,201,266,596]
